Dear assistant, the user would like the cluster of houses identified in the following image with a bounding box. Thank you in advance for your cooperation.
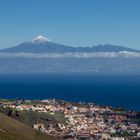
[0,99,140,140]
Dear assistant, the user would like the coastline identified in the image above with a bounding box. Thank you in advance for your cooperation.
[0,98,140,140]
[0,74,140,112]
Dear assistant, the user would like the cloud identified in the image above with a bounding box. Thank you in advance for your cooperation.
[0,51,140,58]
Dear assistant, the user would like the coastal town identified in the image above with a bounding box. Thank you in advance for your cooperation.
[0,99,140,140]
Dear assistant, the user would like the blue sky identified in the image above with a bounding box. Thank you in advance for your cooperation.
[0,0,140,49]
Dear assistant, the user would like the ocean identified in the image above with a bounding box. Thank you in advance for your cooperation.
[0,74,140,111]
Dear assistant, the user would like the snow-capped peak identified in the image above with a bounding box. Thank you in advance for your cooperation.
[30,35,51,43]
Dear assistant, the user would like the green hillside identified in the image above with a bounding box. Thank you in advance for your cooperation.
[0,112,62,140]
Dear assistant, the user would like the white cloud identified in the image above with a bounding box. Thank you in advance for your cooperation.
[0,51,140,58]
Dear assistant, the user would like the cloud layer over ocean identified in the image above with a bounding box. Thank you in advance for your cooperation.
[0,51,140,58]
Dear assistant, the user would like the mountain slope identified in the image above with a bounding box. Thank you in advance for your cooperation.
[0,112,61,140]
[0,35,140,74]
[0,35,139,53]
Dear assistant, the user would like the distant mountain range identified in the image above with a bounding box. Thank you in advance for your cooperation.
[0,35,140,74]
[0,35,139,53]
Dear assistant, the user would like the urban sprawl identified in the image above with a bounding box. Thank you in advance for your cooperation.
[0,99,140,140]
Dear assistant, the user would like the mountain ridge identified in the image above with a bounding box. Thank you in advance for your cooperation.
[0,35,139,53]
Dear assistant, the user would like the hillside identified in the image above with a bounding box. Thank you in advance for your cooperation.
[0,112,62,140]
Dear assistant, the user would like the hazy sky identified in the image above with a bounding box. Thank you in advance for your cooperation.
[0,0,140,49]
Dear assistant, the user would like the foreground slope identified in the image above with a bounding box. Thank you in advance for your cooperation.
[0,112,61,140]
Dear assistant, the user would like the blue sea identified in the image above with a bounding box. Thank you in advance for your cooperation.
[0,74,140,111]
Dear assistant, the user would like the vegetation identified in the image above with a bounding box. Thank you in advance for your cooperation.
[0,112,62,140]
[111,132,137,137]
[130,117,140,126]
[0,106,66,127]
